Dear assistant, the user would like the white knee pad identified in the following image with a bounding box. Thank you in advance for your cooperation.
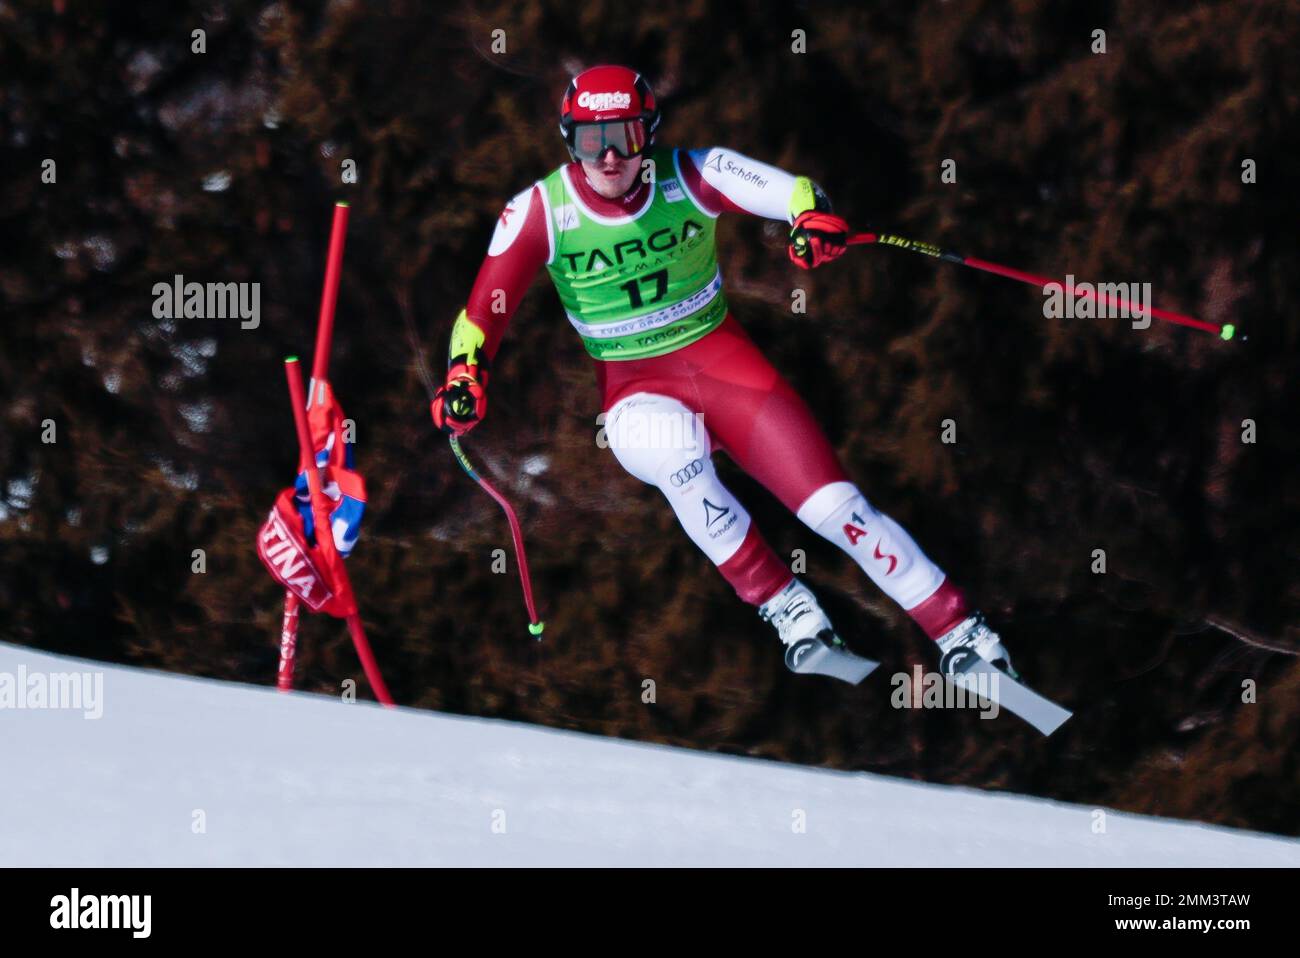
[606,393,751,565]
[796,480,945,610]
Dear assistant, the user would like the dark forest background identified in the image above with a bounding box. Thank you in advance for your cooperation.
[2,1,1298,836]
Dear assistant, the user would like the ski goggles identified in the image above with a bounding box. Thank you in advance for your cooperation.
[569,119,650,161]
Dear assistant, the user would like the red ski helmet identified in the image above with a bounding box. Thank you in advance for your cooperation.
[559,65,661,161]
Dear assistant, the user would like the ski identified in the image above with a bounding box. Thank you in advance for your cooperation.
[785,636,881,684]
[943,656,1073,736]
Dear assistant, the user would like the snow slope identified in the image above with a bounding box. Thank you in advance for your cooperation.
[2,641,1297,867]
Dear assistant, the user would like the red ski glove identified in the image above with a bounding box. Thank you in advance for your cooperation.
[789,210,850,270]
[431,361,488,436]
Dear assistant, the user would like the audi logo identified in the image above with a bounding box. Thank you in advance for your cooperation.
[669,458,705,487]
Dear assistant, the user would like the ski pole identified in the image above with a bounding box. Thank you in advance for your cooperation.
[396,283,546,640]
[846,230,1235,341]
[286,356,395,707]
[449,435,545,640]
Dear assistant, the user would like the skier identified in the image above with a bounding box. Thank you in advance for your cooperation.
[431,65,1014,683]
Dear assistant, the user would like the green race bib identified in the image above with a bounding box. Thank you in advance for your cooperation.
[543,149,728,360]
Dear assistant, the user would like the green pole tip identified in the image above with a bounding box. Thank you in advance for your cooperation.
[285,355,300,363]
[336,201,350,208]
[528,621,545,637]
[1220,324,1235,341]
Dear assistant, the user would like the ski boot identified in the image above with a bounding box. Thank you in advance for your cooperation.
[935,612,1019,679]
[758,578,878,684]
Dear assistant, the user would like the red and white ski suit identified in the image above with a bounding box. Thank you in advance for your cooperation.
[456,148,970,639]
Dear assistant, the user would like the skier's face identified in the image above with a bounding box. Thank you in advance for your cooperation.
[581,148,642,199]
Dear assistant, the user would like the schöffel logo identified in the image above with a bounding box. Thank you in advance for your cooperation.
[669,458,704,487]
[704,499,738,540]
[577,90,632,112]
[704,153,769,191]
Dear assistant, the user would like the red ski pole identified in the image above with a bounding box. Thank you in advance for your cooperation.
[401,283,547,640]
[846,230,1235,341]
[449,435,545,639]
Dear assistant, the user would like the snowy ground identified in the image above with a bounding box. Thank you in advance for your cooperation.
[2,641,1297,867]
